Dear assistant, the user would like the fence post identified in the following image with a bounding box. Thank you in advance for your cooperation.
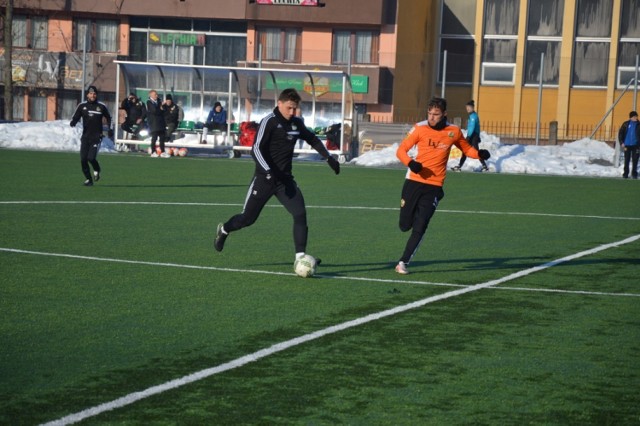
[549,121,558,145]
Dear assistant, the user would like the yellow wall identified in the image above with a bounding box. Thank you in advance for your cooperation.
[391,0,437,123]
[477,87,515,123]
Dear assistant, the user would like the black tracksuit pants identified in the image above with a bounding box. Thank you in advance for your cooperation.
[398,180,444,264]
[80,136,101,180]
[224,173,308,253]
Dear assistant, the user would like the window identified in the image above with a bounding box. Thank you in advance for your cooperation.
[29,93,47,121]
[524,0,564,85]
[257,27,301,63]
[57,92,80,120]
[332,30,379,65]
[204,35,246,66]
[73,19,119,52]
[439,0,476,84]
[10,15,47,49]
[13,92,25,121]
[482,0,519,85]
[572,0,612,87]
[617,0,640,87]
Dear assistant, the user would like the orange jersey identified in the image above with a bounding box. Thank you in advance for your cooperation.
[396,120,480,187]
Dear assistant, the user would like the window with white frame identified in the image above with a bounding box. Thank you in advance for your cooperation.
[572,0,612,87]
[439,0,476,84]
[73,19,118,52]
[257,27,301,63]
[618,0,640,88]
[524,0,564,85]
[482,0,519,85]
[332,30,379,65]
[10,15,47,49]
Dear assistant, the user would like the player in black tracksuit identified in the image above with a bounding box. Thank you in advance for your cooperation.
[214,88,341,262]
[70,85,112,186]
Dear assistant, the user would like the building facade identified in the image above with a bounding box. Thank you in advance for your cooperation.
[1,0,639,143]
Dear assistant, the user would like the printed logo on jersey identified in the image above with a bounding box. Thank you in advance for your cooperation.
[448,131,455,138]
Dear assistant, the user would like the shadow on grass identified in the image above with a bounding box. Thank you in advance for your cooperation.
[265,256,640,276]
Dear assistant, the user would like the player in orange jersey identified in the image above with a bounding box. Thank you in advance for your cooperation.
[394,97,491,274]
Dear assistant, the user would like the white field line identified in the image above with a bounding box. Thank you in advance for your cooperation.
[1,200,639,221]
[37,233,640,426]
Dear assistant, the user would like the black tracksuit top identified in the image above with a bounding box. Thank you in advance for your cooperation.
[70,100,112,141]
[251,107,328,179]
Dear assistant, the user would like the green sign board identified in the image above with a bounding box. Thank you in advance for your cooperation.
[149,32,205,46]
[265,75,369,94]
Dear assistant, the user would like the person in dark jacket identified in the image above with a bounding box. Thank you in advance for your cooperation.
[618,110,640,179]
[203,101,227,141]
[70,85,112,186]
[146,90,168,157]
[120,92,146,140]
[163,94,182,142]
[213,88,340,266]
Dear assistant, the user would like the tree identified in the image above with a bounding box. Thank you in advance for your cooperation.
[2,0,13,120]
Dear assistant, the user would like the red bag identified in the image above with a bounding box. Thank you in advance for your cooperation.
[239,121,258,147]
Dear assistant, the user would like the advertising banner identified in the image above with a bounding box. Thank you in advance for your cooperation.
[0,49,90,90]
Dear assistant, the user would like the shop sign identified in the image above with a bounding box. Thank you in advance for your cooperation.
[265,74,369,94]
[149,32,205,46]
[255,0,319,5]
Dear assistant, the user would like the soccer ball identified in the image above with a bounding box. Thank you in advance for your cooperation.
[178,147,188,157]
[294,254,317,278]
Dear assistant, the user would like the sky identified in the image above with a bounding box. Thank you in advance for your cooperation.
[0,119,627,178]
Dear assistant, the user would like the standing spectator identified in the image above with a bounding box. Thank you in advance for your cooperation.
[451,100,488,172]
[203,101,227,141]
[394,97,491,274]
[163,94,181,142]
[213,88,340,266]
[146,90,169,158]
[70,86,112,186]
[618,110,639,179]
[119,92,146,140]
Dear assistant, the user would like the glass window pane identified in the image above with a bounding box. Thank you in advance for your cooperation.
[620,0,640,38]
[484,0,519,35]
[482,39,517,62]
[13,15,27,47]
[74,19,91,51]
[524,40,561,84]
[527,0,565,36]
[13,93,24,120]
[96,20,118,52]
[32,16,48,49]
[332,31,350,64]
[482,64,515,83]
[29,95,47,121]
[442,0,476,35]
[573,41,608,86]
[264,28,281,60]
[618,42,640,66]
[440,38,475,83]
[130,31,147,62]
[283,29,298,62]
[576,0,612,37]
[355,31,372,64]
[205,35,246,66]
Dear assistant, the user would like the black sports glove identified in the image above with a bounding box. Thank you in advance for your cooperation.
[70,122,76,128]
[408,160,423,173]
[478,149,491,160]
[327,156,340,175]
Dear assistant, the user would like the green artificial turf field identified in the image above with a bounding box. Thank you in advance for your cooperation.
[1,149,639,425]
